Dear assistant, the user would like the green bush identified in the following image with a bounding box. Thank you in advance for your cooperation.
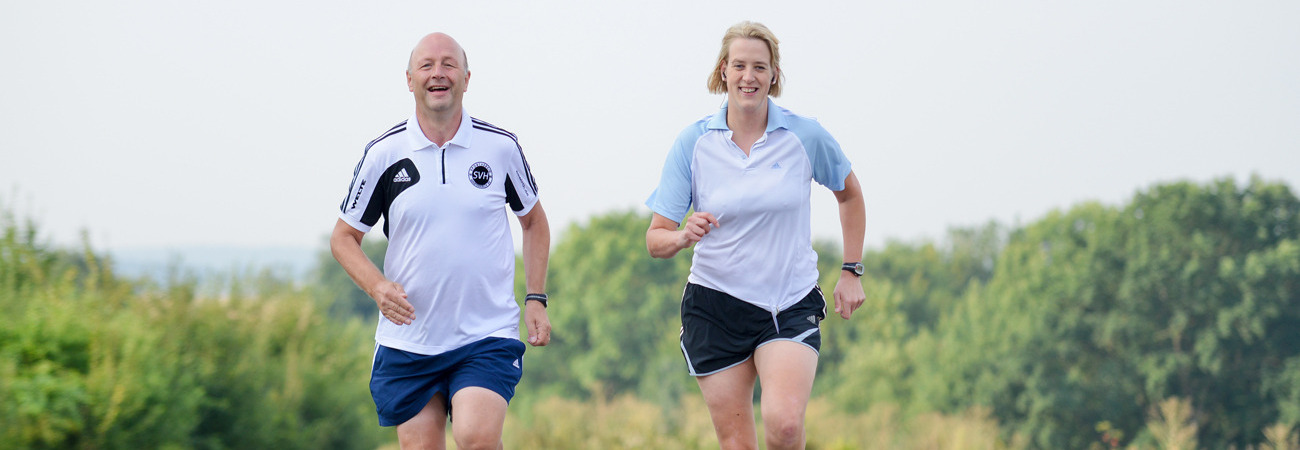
[0,206,385,449]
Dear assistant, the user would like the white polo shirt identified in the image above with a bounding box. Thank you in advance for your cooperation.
[339,110,539,356]
[647,100,852,314]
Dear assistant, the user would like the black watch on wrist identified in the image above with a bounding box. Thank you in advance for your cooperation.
[841,262,864,277]
[525,293,548,308]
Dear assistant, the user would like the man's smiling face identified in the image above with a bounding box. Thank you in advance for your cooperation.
[407,33,470,117]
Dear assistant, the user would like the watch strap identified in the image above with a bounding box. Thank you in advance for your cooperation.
[841,262,864,277]
[525,293,548,308]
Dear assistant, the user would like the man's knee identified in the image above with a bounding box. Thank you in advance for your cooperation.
[452,430,501,450]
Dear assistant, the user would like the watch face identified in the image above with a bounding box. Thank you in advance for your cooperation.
[844,263,864,276]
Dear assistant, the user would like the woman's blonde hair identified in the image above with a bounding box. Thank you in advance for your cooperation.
[707,21,783,97]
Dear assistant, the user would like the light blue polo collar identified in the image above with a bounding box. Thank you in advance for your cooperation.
[706,99,788,133]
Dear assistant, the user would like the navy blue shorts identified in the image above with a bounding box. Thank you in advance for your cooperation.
[679,283,826,376]
[369,337,525,427]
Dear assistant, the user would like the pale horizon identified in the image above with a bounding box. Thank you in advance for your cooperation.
[3,1,1297,263]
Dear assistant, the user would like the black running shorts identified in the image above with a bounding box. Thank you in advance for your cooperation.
[679,282,827,376]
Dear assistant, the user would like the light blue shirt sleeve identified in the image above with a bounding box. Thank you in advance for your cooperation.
[645,124,705,223]
[788,117,852,191]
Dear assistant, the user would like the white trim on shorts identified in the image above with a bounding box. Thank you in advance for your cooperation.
[756,337,821,355]
[685,344,755,377]
[756,313,823,354]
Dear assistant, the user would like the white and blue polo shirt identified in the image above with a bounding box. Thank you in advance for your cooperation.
[340,109,539,356]
[647,100,852,314]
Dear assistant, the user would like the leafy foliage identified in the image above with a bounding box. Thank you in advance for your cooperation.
[887,176,1300,448]
[0,206,386,449]
[309,235,387,321]
[4,175,1298,449]
[524,210,694,405]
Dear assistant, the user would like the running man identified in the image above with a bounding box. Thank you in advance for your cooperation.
[332,32,552,450]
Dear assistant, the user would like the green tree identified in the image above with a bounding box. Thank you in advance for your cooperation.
[916,176,1300,448]
[861,222,1005,333]
[524,210,693,405]
[309,235,387,320]
[1112,177,1300,445]
[818,223,1006,413]
[0,203,387,449]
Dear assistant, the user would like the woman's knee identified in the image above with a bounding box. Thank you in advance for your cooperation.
[761,407,806,447]
[764,417,805,447]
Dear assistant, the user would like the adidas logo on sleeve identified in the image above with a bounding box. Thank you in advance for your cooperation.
[393,168,411,183]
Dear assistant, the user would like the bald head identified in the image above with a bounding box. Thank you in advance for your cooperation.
[408,32,468,72]
[406,32,472,124]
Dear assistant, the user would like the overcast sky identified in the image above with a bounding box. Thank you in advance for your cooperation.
[3,1,1298,256]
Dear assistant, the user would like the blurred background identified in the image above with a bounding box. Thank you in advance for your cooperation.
[2,1,1298,448]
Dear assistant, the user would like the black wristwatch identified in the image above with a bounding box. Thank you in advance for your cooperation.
[841,262,864,277]
[525,293,548,308]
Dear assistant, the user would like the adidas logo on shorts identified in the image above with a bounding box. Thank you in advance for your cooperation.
[512,359,521,369]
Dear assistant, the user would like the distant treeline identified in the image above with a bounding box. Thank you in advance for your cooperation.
[4,176,1299,449]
